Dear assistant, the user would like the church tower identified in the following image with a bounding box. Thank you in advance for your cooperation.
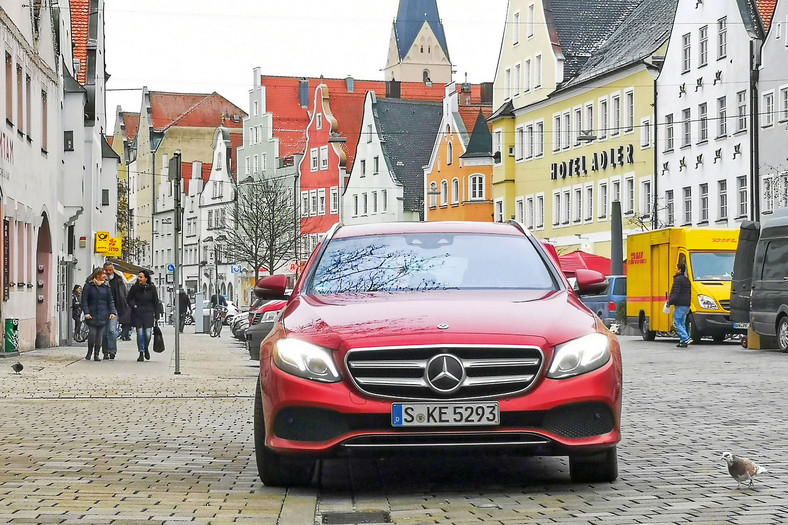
[384,0,452,83]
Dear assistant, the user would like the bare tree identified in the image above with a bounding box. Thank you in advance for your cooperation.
[117,179,148,261]
[225,177,300,281]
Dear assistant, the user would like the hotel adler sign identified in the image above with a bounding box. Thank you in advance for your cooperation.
[550,144,634,180]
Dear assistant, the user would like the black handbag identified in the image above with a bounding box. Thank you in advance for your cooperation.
[153,324,165,353]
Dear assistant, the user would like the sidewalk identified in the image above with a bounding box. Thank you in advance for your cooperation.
[0,324,258,400]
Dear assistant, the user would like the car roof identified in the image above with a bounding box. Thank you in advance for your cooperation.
[333,221,526,239]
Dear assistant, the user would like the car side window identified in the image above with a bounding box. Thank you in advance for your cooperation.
[762,240,788,280]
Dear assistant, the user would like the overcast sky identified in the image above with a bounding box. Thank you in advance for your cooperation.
[104,0,508,130]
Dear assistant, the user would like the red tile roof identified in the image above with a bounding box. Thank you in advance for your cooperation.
[756,0,777,30]
[69,0,89,84]
[458,106,492,137]
[121,112,140,141]
[262,75,484,167]
[107,136,113,146]
[181,161,213,194]
[149,92,246,131]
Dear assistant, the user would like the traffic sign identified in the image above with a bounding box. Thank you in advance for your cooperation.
[95,231,110,253]
[288,261,298,273]
[104,237,122,257]
[167,264,175,273]
[231,264,242,274]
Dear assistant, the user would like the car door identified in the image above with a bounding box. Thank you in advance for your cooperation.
[751,238,788,336]
[730,221,759,324]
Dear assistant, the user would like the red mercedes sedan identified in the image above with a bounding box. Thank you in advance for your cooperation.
[253,221,622,486]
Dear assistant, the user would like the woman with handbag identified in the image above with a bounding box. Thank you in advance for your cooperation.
[71,285,83,339]
[81,268,117,361]
[126,269,163,362]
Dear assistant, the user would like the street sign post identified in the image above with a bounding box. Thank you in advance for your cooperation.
[167,264,175,273]
[169,151,183,375]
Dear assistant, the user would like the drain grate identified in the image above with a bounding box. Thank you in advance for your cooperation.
[321,510,391,524]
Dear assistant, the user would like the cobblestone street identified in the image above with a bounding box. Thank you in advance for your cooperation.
[2,328,788,524]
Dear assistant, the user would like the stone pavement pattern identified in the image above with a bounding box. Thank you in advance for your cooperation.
[2,329,788,524]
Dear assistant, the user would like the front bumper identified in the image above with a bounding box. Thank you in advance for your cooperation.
[693,312,745,337]
[260,358,622,457]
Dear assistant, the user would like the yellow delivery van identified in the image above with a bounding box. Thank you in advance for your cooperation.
[626,227,742,342]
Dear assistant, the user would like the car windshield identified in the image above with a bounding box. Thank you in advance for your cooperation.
[690,252,734,281]
[307,233,557,294]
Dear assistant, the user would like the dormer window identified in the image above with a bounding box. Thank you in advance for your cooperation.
[316,113,323,129]
[217,151,223,170]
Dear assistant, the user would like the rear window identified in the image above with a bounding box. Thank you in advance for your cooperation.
[308,233,557,294]
[612,277,627,295]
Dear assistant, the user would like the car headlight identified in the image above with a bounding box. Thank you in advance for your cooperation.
[547,333,611,380]
[697,294,719,310]
[273,338,341,383]
[261,310,280,323]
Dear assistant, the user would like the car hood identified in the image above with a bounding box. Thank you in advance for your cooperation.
[280,289,597,350]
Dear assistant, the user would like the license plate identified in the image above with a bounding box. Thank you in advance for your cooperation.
[391,402,500,427]
[733,322,749,329]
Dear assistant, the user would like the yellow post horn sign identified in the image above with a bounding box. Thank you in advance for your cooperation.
[94,232,123,256]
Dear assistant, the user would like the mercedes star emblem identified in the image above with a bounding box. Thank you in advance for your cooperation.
[437,323,449,329]
[425,353,466,394]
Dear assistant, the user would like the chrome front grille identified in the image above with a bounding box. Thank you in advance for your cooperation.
[345,345,544,401]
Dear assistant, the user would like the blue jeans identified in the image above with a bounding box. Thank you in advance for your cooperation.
[102,318,118,355]
[135,327,152,353]
[674,306,690,342]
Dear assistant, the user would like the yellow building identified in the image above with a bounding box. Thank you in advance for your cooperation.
[489,0,678,256]
[425,84,493,222]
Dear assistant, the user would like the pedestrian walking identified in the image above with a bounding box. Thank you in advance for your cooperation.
[101,262,129,359]
[126,269,163,362]
[81,268,117,361]
[178,288,191,333]
[667,262,692,347]
[71,285,83,339]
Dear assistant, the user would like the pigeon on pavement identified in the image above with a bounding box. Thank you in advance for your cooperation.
[11,362,23,375]
[721,451,767,488]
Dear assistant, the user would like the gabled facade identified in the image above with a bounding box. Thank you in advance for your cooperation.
[111,108,140,257]
[384,0,452,83]
[343,96,443,225]
[657,0,767,228]
[757,0,787,215]
[425,83,494,222]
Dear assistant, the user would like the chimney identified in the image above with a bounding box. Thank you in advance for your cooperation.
[386,79,401,99]
[345,75,355,93]
[253,67,261,86]
[299,79,309,108]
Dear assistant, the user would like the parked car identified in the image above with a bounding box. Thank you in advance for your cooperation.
[246,300,287,360]
[579,275,627,328]
[253,221,621,487]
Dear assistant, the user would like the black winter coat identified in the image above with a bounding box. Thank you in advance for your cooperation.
[127,282,163,328]
[81,282,117,327]
[107,274,129,317]
[667,272,691,307]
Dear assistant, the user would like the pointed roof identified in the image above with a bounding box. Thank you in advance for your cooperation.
[148,92,246,131]
[120,112,140,141]
[394,0,450,60]
[754,0,777,31]
[374,98,443,213]
[461,111,493,159]
[69,0,90,84]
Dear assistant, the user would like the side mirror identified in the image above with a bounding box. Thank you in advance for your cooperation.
[574,269,607,294]
[254,275,289,299]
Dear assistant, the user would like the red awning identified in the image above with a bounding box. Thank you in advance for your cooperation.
[558,250,613,277]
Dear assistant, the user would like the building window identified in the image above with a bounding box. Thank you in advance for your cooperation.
[641,118,651,148]
[612,180,621,204]
[381,189,388,212]
[682,33,691,72]
[373,156,379,174]
[718,17,727,59]
[244,156,250,175]
[536,121,544,156]
[41,90,47,151]
[371,191,378,213]
[494,130,502,163]
[553,115,561,151]
[666,190,674,226]
[514,63,521,95]
[585,185,593,221]
[562,190,570,224]
[253,100,258,116]
[310,148,318,171]
[316,113,323,129]
[524,59,531,92]
[536,194,544,228]
[451,178,459,205]
[353,194,359,216]
[699,25,708,67]
[367,124,373,143]
[318,188,326,215]
[527,4,535,37]
[718,96,727,137]
[525,124,534,159]
[563,112,570,150]
[682,108,691,147]
[330,187,338,214]
[513,11,520,45]
[611,95,621,135]
[515,126,524,159]
[447,141,453,164]
[573,187,582,223]
[102,189,110,206]
[25,74,30,137]
[526,196,534,229]
[535,54,542,87]
[763,92,775,127]
[699,183,709,222]
[208,210,214,229]
[440,180,448,206]
[736,91,747,132]
[494,199,504,223]
[599,182,608,219]
[585,104,594,138]
[625,91,634,132]
[683,187,692,224]
[642,180,652,217]
[469,175,484,200]
[737,176,748,217]
[318,145,328,170]
[718,180,728,220]
[553,192,561,226]
[698,103,708,142]
[429,181,438,208]
[780,87,788,121]
[5,53,12,124]
[574,108,582,146]
[310,189,318,216]
[599,99,608,139]
[625,177,634,214]
[515,198,524,223]
[64,130,74,152]
[360,159,366,177]
[16,66,22,130]
[505,68,511,99]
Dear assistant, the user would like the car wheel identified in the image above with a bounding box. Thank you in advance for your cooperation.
[254,377,315,487]
[711,335,726,344]
[686,314,702,343]
[778,317,788,353]
[569,447,618,483]
[639,316,656,341]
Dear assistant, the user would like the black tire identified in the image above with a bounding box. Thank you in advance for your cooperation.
[711,335,726,344]
[569,446,618,483]
[639,316,656,341]
[254,377,315,487]
[74,325,88,343]
[686,313,702,343]
[778,316,788,353]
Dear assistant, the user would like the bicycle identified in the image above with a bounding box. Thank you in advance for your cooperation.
[210,305,227,338]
